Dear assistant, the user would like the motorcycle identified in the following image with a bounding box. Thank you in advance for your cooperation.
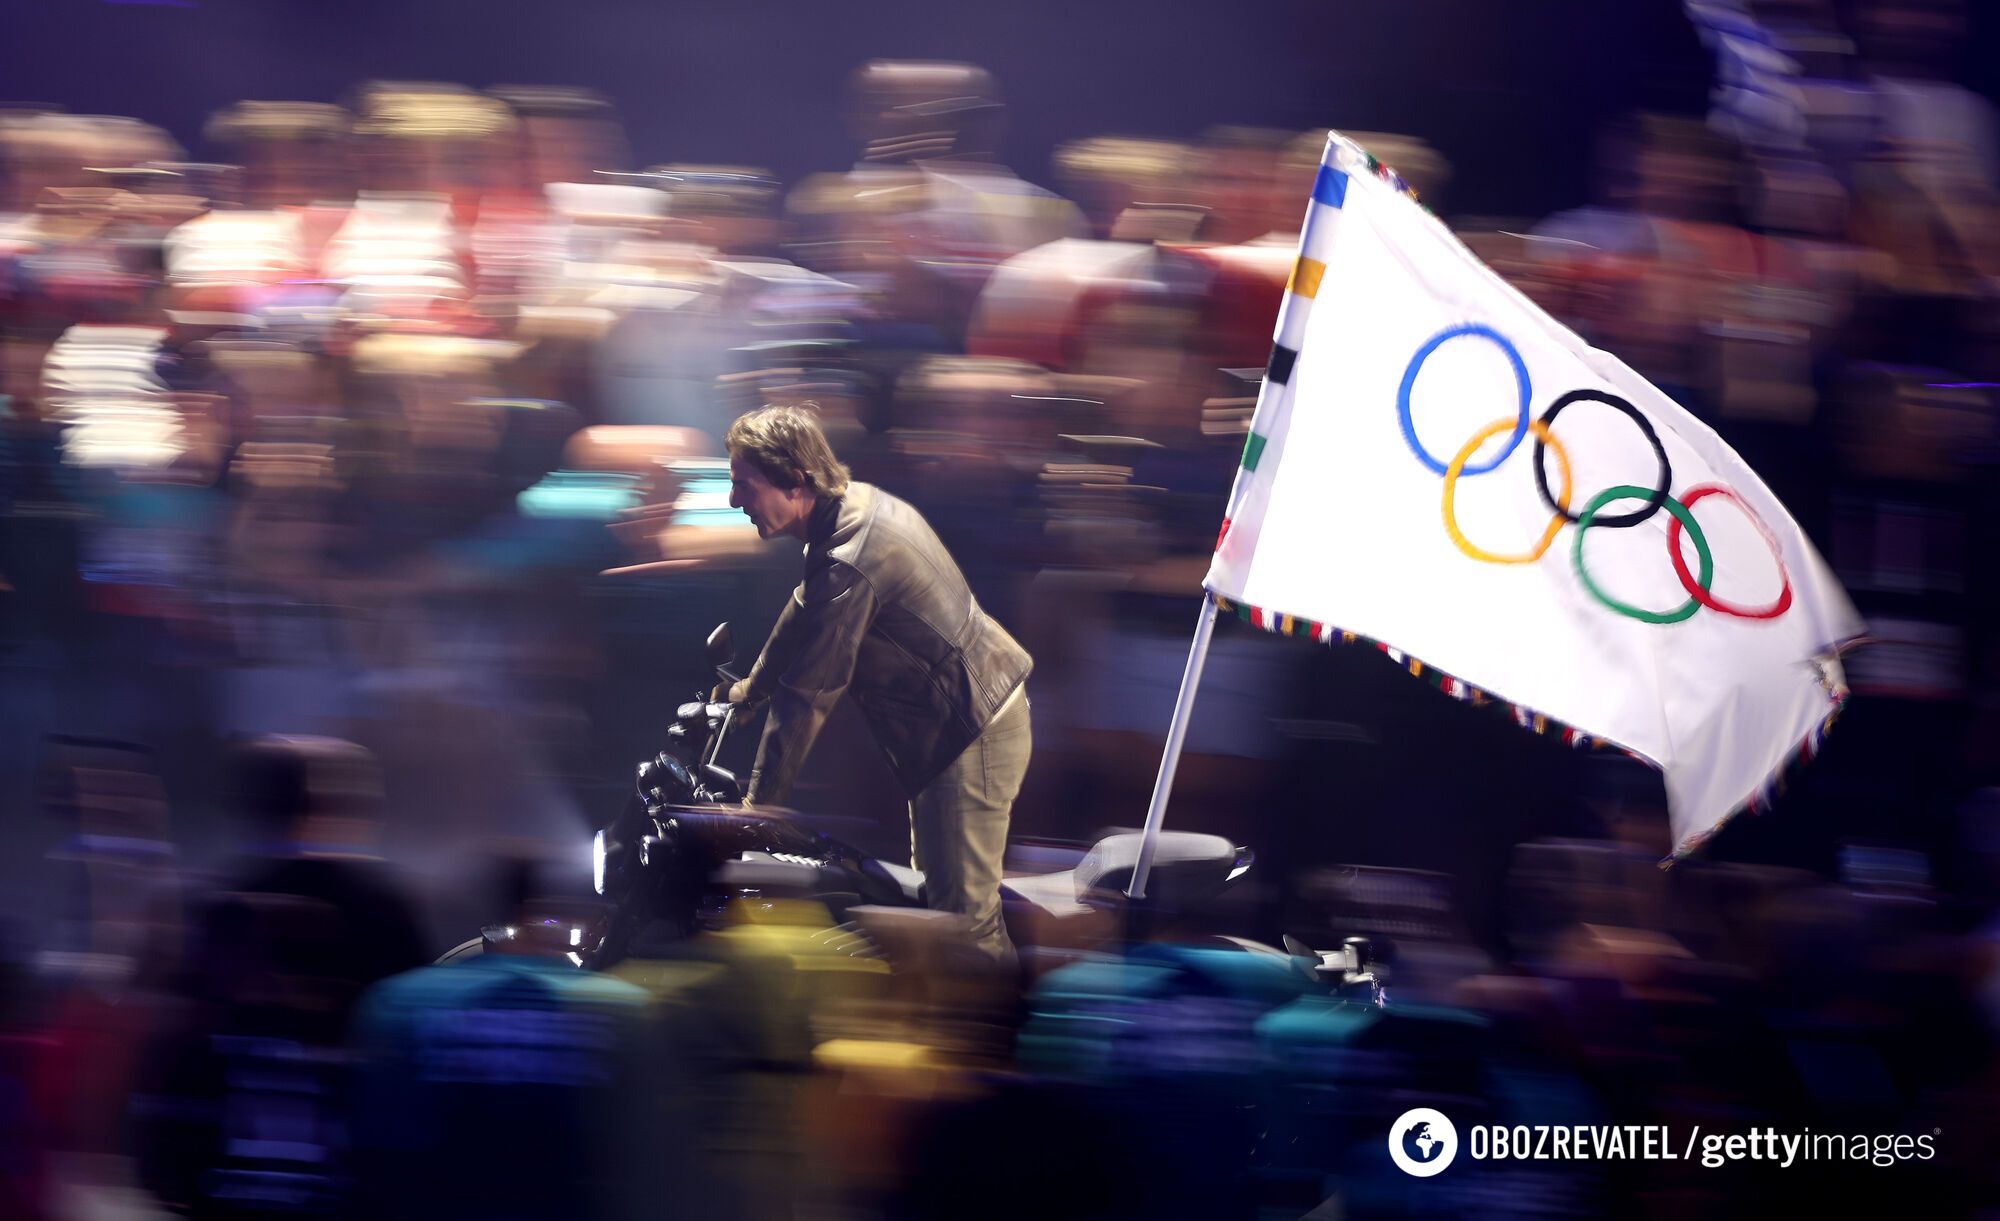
[442,623,1284,972]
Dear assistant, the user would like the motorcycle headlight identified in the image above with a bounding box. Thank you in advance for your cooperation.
[592,828,608,895]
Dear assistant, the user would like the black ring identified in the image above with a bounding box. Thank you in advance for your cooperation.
[1532,389,1671,528]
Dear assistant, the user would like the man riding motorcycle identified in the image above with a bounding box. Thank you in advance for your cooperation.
[719,404,1033,962]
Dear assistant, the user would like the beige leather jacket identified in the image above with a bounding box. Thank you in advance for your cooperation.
[742,482,1033,804]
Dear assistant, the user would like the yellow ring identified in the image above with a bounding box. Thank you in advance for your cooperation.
[1442,418,1572,564]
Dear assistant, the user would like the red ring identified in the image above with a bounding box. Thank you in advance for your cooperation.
[1665,484,1793,619]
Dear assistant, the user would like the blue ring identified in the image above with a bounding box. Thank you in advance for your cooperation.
[1396,324,1532,477]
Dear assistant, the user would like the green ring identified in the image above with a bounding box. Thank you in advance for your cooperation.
[1572,484,1712,625]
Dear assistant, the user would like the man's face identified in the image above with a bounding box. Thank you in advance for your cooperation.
[728,455,813,540]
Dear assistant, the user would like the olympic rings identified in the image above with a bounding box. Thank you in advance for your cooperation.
[1572,486,1713,624]
[1397,324,1532,477]
[1443,418,1573,564]
[1392,326,1794,626]
[1666,484,1794,619]
[1532,389,1671,528]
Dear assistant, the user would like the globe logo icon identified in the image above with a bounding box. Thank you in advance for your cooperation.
[1403,1122,1443,1163]
[1388,1108,1457,1177]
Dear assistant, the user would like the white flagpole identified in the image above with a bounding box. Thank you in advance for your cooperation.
[1127,134,1347,899]
[1126,590,1220,900]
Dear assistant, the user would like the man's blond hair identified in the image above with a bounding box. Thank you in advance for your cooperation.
[724,404,851,499]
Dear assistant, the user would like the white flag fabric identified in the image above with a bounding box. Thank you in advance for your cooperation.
[1205,133,1865,856]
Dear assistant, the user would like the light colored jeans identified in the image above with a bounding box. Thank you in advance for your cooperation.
[910,685,1030,963]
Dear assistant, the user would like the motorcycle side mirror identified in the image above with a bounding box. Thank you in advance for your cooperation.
[705,623,735,671]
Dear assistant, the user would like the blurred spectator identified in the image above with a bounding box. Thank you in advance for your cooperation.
[205,101,353,212]
[487,85,628,194]
[339,332,522,536]
[36,737,183,977]
[1052,135,1194,239]
[0,113,181,221]
[883,356,1060,625]
[654,163,782,256]
[161,102,352,351]
[130,737,425,1219]
[793,60,1086,345]
[348,82,517,216]
[1533,114,1756,406]
[589,167,851,445]
[0,348,91,659]
[1,117,182,337]
[346,898,663,1221]
[203,735,428,989]
[32,737,184,1168]
[968,209,1198,374]
[1853,0,1997,194]
[1194,126,1309,246]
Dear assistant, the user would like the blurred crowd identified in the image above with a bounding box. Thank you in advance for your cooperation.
[2,0,2000,1214]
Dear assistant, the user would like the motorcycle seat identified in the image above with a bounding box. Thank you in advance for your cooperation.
[1001,831,1247,917]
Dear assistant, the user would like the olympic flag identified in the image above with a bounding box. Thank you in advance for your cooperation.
[1199,133,1864,857]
